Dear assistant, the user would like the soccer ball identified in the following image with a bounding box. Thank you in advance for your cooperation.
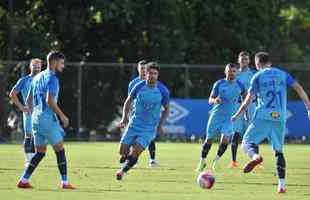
[197,171,215,189]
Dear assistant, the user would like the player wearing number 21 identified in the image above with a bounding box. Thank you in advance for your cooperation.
[232,52,310,194]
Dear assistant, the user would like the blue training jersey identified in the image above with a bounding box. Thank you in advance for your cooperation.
[249,67,296,122]
[30,69,59,117]
[128,80,170,131]
[12,75,33,122]
[128,77,142,95]
[12,75,33,104]
[209,79,246,118]
[236,67,257,119]
[236,68,257,92]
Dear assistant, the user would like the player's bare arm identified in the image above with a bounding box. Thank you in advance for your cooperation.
[9,89,29,113]
[26,91,33,114]
[291,82,310,119]
[157,104,169,134]
[119,95,133,128]
[46,92,69,128]
[232,93,253,121]
[241,91,250,121]
[209,95,221,104]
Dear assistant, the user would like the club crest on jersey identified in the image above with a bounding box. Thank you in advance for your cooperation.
[271,111,280,119]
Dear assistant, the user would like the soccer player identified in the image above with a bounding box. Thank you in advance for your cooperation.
[196,63,246,172]
[17,51,76,189]
[9,58,42,167]
[127,60,160,167]
[230,51,257,168]
[116,62,170,180]
[232,52,310,193]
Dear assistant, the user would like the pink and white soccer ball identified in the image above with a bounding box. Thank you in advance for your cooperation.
[197,171,215,189]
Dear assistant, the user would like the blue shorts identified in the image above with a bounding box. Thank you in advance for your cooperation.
[23,114,32,136]
[32,115,65,146]
[242,118,285,152]
[120,126,155,149]
[206,115,234,140]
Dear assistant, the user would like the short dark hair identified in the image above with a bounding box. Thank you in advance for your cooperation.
[147,61,160,72]
[137,60,147,66]
[47,51,65,65]
[238,51,250,58]
[255,52,270,64]
[226,63,237,69]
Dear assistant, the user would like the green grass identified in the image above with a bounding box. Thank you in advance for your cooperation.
[0,142,310,200]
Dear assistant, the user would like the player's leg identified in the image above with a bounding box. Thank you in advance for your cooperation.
[196,118,219,172]
[17,131,47,189]
[119,144,130,163]
[119,128,136,163]
[116,134,150,180]
[269,122,286,193]
[241,119,268,173]
[23,115,35,167]
[231,132,240,167]
[196,138,212,172]
[216,135,230,158]
[148,139,158,167]
[231,115,244,167]
[212,133,232,171]
[50,124,75,189]
[275,151,286,193]
[197,119,218,172]
[117,143,144,178]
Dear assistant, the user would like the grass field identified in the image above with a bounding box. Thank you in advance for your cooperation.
[0,142,309,200]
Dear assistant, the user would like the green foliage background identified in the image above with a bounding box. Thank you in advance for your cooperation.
[1,0,310,136]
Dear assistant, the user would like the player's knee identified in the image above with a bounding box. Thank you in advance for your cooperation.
[204,138,212,144]
[131,144,144,158]
[35,146,47,153]
[119,144,130,155]
[53,141,64,152]
[221,136,230,144]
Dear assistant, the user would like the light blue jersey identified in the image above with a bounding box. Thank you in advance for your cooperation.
[243,67,296,152]
[121,81,170,148]
[31,69,59,118]
[30,69,64,146]
[206,79,245,139]
[12,75,33,135]
[209,79,246,119]
[234,68,257,134]
[128,77,142,95]
[249,67,295,122]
